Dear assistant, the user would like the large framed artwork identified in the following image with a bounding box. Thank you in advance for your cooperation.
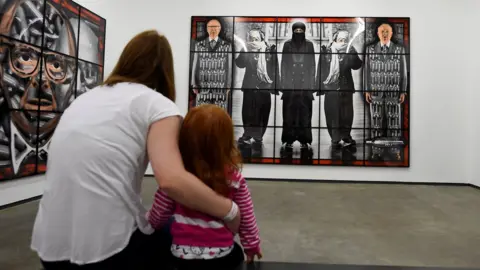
[188,16,410,167]
[0,0,106,181]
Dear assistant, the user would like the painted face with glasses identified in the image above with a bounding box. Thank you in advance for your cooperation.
[5,40,74,111]
[0,38,76,138]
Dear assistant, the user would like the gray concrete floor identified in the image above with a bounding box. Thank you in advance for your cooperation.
[1,179,480,270]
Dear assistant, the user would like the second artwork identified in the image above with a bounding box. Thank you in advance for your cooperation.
[188,16,410,167]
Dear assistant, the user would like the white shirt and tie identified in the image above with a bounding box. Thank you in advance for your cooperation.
[209,36,218,49]
[381,41,391,53]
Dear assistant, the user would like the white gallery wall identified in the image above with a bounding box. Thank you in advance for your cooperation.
[467,0,480,188]
[1,0,479,206]
[118,0,472,184]
[93,0,479,184]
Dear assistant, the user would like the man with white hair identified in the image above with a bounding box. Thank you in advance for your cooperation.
[190,17,232,111]
[364,22,408,160]
[318,30,363,149]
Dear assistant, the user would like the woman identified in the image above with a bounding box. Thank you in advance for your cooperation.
[30,30,241,269]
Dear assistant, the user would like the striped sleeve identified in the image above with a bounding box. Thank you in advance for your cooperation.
[232,171,261,256]
[147,189,175,229]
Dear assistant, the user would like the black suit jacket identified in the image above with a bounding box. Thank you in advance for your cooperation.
[317,46,363,92]
[280,40,316,100]
[364,41,408,93]
[235,43,279,91]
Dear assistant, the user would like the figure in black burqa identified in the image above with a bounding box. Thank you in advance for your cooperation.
[235,29,278,148]
[280,22,316,151]
[318,30,363,148]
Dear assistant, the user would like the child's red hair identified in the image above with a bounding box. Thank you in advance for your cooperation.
[179,104,242,197]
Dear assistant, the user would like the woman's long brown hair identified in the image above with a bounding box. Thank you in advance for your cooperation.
[179,104,242,197]
[102,30,176,102]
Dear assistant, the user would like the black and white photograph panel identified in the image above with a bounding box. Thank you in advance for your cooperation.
[190,16,234,52]
[235,126,275,164]
[365,129,409,166]
[319,127,365,163]
[277,50,319,92]
[365,18,410,54]
[233,17,277,53]
[318,18,365,93]
[189,51,233,91]
[233,51,278,91]
[76,60,103,97]
[320,17,366,54]
[43,0,80,58]
[318,49,364,92]
[364,53,409,93]
[274,127,319,163]
[230,89,276,128]
[364,90,408,131]
[189,88,230,113]
[319,91,366,130]
[275,90,321,130]
[277,17,321,54]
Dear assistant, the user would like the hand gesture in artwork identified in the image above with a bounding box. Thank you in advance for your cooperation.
[399,93,406,104]
[365,92,372,103]
[192,86,199,95]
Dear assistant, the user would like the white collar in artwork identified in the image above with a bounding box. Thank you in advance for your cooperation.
[209,37,219,43]
[380,41,391,48]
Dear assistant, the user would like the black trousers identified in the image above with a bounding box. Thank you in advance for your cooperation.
[40,228,173,270]
[281,95,313,144]
[173,242,244,270]
[324,92,354,142]
[241,90,271,141]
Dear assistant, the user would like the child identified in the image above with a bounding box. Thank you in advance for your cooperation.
[147,104,262,269]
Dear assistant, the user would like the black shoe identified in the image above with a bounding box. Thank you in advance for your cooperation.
[331,141,342,149]
[238,136,251,145]
[300,143,311,150]
[253,138,263,143]
[342,138,356,146]
[284,143,293,151]
[252,139,263,149]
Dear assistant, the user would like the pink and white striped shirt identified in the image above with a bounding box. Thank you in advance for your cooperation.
[147,170,260,259]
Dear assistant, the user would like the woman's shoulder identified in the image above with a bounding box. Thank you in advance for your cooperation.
[126,84,182,123]
[123,84,176,107]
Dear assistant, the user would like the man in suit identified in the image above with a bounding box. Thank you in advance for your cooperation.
[364,22,407,138]
[364,22,408,160]
[190,18,232,111]
[235,29,278,148]
[318,30,363,148]
[280,22,316,152]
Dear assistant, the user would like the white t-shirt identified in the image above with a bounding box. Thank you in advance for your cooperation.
[30,82,182,265]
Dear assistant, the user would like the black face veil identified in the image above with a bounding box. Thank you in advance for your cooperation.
[291,22,306,45]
